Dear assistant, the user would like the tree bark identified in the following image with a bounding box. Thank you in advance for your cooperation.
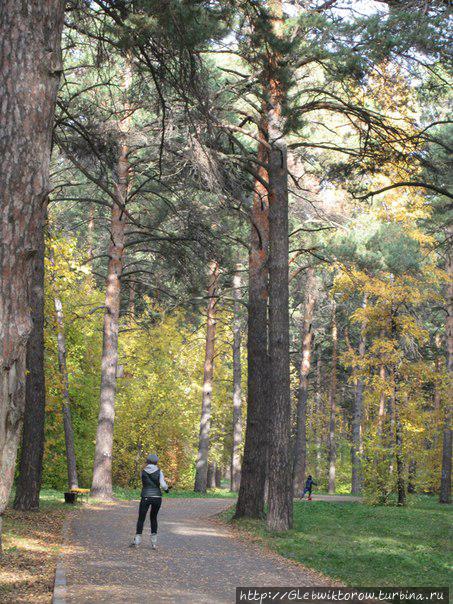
[395,393,406,505]
[407,459,416,494]
[293,267,317,494]
[433,333,442,452]
[266,0,293,531]
[14,212,47,511]
[91,199,127,498]
[207,461,216,489]
[314,347,323,479]
[215,465,222,488]
[351,295,367,495]
[377,364,387,435]
[52,286,79,491]
[128,281,136,319]
[440,230,452,504]
[88,205,95,259]
[194,260,219,493]
[0,1,64,545]
[91,65,131,498]
[390,311,405,506]
[327,299,338,495]
[235,110,269,518]
[231,264,243,492]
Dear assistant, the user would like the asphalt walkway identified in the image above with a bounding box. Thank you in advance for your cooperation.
[59,498,331,603]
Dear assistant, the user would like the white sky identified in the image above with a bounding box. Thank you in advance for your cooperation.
[283,0,388,18]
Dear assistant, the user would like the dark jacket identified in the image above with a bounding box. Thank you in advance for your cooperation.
[305,477,317,490]
[140,464,169,498]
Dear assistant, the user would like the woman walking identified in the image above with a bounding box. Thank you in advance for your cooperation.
[130,453,170,549]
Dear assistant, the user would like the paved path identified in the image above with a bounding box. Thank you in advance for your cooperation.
[60,498,330,603]
[297,495,362,503]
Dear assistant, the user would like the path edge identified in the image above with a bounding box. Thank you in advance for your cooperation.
[52,513,71,604]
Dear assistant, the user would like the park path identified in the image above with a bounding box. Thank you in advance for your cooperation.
[58,498,332,604]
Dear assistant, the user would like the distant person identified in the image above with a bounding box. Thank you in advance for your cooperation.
[302,475,317,500]
[130,453,171,549]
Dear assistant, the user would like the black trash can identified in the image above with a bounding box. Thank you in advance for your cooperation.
[64,492,77,504]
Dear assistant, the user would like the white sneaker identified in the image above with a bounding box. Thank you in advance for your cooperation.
[151,533,158,550]
[129,534,142,547]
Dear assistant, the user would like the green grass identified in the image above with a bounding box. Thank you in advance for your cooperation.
[31,486,237,503]
[113,486,237,500]
[223,495,452,587]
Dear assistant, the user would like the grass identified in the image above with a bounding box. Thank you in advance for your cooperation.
[7,487,448,596]
[223,495,452,587]
[113,485,237,500]
[1,490,72,603]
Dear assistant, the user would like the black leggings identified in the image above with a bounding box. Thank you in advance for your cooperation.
[136,497,162,535]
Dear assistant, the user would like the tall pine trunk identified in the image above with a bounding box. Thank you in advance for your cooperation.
[433,333,442,452]
[88,205,95,259]
[0,0,64,549]
[235,110,269,518]
[314,347,323,478]
[231,264,243,492]
[440,230,452,504]
[327,299,338,495]
[91,199,127,498]
[351,295,366,495]
[395,392,406,505]
[194,261,219,493]
[91,65,131,498]
[52,286,79,491]
[266,0,293,531]
[293,267,317,493]
[14,212,47,511]
[391,310,406,506]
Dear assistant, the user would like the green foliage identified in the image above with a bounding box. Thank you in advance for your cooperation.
[113,304,240,488]
[42,236,103,489]
[366,222,423,275]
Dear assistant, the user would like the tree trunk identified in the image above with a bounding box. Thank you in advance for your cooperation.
[215,466,222,488]
[293,267,317,494]
[207,461,216,489]
[266,0,293,531]
[128,281,136,319]
[14,212,47,511]
[235,109,269,518]
[433,334,442,451]
[407,459,416,494]
[377,364,387,434]
[0,1,64,546]
[327,299,338,495]
[390,311,405,506]
[225,464,231,483]
[351,295,367,495]
[53,289,79,491]
[314,347,322,479]
[440,230,452,504]
[231,264,243,492]
[91,67,131,498]
[88,204,95,259]
[395,394,406,505]
[194,260,219,493]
